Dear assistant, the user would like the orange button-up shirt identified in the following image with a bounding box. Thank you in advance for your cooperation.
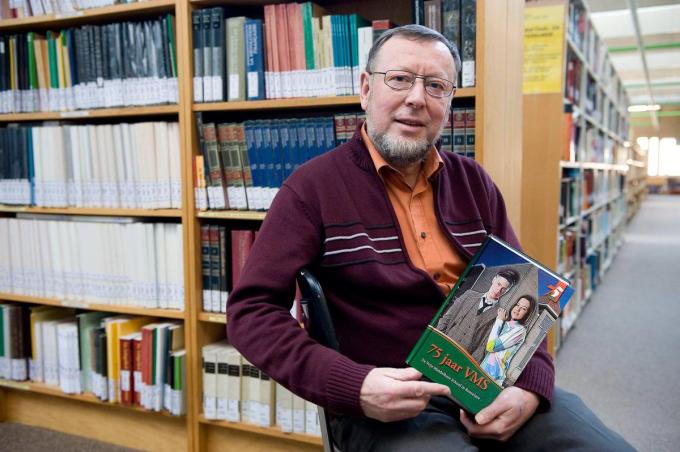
[361,125,466,293]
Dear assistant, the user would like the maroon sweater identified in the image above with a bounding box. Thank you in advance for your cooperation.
[227,131,554,417]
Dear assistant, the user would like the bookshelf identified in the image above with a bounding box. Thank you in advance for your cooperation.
[1,0,526,450]
[521,0,638,355]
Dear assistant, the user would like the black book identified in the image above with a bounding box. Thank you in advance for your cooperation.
[192,10,203,101]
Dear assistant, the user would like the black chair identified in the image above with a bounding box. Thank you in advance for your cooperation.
[296,269,340,452]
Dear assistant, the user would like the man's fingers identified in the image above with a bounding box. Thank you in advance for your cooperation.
[384,367,423,381]
[475,395,510,425]
[395,380,450,398]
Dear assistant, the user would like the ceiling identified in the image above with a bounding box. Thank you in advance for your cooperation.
[588,0,680,108]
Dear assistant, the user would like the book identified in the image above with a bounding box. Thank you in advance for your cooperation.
[406,235,573,414]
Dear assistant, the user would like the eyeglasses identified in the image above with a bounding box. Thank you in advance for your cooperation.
[369,70,456,98]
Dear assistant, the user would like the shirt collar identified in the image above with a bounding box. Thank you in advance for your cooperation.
[360,122,443,182]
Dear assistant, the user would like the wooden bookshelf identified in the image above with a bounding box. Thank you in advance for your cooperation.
[196,210,267,220]
[198,312,227,324]
[521,0,635,354]
[0,378,182,418]
[198,416,322,446]
[0,105,180,123]
[0,0,526,450]
[0,206,182,217]
[0,292,186,319]
[0,0,177,31]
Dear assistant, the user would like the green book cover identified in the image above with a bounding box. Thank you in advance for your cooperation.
[166,14,177,77]
[406,235,574,414]
[27,33,37,90]
[47,32,58,89]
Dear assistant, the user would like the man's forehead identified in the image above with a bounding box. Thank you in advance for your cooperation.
[375,37,455,70]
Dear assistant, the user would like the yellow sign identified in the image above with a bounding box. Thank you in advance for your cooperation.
[523,4,566,94]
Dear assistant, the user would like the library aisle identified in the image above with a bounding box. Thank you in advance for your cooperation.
[556,195,680,452]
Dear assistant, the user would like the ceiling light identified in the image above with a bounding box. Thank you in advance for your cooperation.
[628,104,661,112]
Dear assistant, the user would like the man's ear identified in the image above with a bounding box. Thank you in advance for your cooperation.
[359,71,371,111]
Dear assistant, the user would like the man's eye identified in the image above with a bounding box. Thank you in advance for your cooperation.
[428,81,445,90]
[392,75,410,83]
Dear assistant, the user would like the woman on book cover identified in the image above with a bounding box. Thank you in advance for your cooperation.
[480,295,536,386]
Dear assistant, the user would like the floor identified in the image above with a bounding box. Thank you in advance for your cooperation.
[556,194,680,452]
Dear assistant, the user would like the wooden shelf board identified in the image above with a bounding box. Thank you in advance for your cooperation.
[198,312,227,324]
[193,88,475,113]
[0,379,183,419]
[0,206,182,217]
[0,0,176,31]
[199,416,322,446]
[197,210,267,220]
[0,105,179,122]
[194,97,361,111]
[0,293,185,319]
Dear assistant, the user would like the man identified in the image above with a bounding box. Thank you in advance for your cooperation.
[227,25,632,450]
[437,269,520,363]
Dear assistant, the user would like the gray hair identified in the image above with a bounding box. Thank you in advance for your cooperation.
[365,24,461,78]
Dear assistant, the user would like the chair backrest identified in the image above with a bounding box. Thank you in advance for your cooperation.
[296,269,340,452]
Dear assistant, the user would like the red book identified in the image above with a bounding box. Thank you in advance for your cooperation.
[231,230,256,290]
[132,333,143,406]
[119,335,133,405]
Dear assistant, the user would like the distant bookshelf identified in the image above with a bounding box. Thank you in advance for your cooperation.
[522,0,637,355]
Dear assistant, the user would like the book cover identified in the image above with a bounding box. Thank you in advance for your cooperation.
[406,235,573,414]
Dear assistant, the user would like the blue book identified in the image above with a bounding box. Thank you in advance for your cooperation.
[270,121,284,189]
[284,119,297,180]
[277,120,292,184]
[304,118,317,163]
[294,119,308,172]
[260,120,275,208]
[323,117,336,152]
[314,118,326,157]
[244,120,262,210]
[245,18,265,100]
[26,126,35,205]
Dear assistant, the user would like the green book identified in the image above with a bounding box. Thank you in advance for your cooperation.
[406,235,574,414]
[226,16,246,102]
[77,312,112,393]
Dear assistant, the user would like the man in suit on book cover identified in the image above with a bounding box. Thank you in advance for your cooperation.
[227,24,633,451]
[436,268,519,363]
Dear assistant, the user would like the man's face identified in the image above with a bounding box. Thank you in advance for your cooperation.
[359,37,455,167]
[487,276,511,300]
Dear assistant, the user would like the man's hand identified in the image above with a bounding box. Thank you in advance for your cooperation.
[459,386,539,441]
[360,367,451,422]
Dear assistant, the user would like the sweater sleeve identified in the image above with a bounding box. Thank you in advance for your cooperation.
[226,183,374,417]
[481,168,556,407]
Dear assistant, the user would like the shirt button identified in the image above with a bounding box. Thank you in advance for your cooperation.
[420,232,427,239]
[433,273,441,280]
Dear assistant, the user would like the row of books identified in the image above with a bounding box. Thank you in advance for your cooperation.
[421,0,477,87]
[583,169,624,210]
[0,122,181,208]
[0,15,178,114]
[560,168,580,224]
[201,227,255,314]
[202,340,321,436]
[0,217,184,310]
[557,228,577,276]
[192,3,378,101]
[194,114,341,212]
[0,304,187,416]
[0,0,136,19]
[442,107,475,158]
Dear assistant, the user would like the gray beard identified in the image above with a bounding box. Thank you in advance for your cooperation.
[366,123,433,168]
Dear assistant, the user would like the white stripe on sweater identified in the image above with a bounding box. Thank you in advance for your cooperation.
[325,233,399,243]
[323,245,402,257]
[450,229,486,237]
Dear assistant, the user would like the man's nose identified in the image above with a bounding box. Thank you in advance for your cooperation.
[404,78,427,107]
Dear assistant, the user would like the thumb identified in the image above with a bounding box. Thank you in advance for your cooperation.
[386,367,423,382]
[475,402,504,425]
